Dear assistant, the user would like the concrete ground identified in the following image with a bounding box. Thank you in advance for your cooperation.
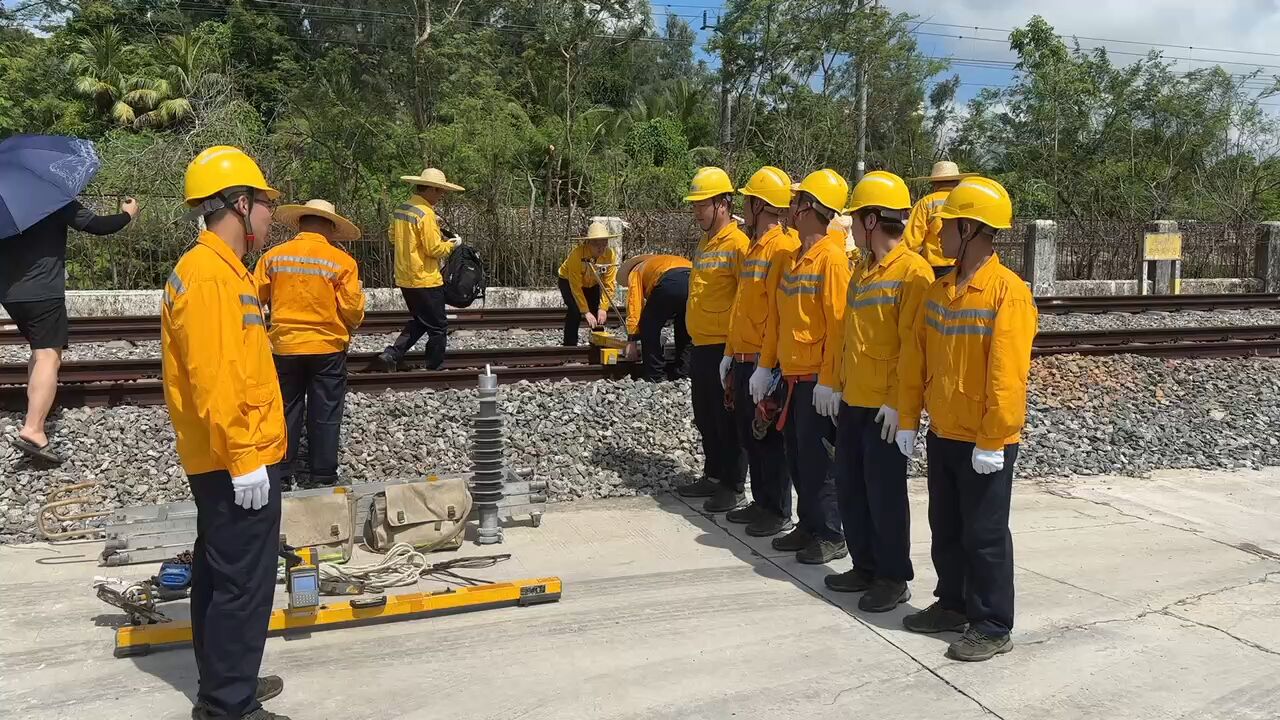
[2,467,1279,719]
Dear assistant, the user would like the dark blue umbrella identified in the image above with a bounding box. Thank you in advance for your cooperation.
[0,135,101,239]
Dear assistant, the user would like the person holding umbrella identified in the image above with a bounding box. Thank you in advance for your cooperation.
[0,135,138,464]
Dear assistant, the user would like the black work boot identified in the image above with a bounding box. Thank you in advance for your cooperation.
[725,501,765,524]
[796,538,848,565]
[746,513,793,537]
[703,487,748,513]
[824,566,874,593]
[946,627,1013,662]
[242,710,292,720]
[375,351,398,373]
[903,601,968,634]
[193,705,290,720]
[771,527,812,551]
[676,476,720,498]
[256,676,284,703]
[858,579,911,612]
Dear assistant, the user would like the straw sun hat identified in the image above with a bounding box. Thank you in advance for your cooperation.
[274,199,362,241]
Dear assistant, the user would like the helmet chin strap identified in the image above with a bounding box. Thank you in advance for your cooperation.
[956,220,979,275]
[220,188,257,247]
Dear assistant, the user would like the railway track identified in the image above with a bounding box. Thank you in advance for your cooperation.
[2,325,1279,410]
[4,293,1279,346]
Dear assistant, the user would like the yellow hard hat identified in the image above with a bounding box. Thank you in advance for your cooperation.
[738,166,793,208]
[184,146,279,206]
[797,168,849,214]
[684,166,735,203]
[936,176,1012,230]
[846,171,910,213]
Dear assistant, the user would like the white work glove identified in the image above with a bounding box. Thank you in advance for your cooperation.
[895,430,917,458]
[972,447,1005,475]
[812,384,840,419]
[749,366,773,404]
[875,405,900,442]
[451,234,464,245]
[719,356,733,389]
[231,466,271,510]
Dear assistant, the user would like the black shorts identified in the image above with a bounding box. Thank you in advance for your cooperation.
[2,299,69,350]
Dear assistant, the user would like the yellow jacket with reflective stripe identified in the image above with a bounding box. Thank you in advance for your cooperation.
[760,229,851,381]
[903,190,954,268]
[898,254,1038,449]
[829,241,934,408]
[392,194,455,288]
[688,222,748,346]
[625,254,692,338]
[557,243,619,312]
[253,233,366,356]
[162,231,287,477]
[725,224,798,357]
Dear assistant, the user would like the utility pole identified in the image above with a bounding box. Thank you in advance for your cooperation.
[854,0,877,181]
[705,11,732,147]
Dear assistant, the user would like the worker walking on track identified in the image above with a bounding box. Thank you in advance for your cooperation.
[557,221,619,346]
[163,146,289,719]
[824,171,933,611]
[376,167,463,372]
[254,199,366,487]
[620,253,692,382]
[676,167,749,513]
[897,176,1038,662]
[904,161,978,279]
[720,166,798,537]
[752,169,851,564]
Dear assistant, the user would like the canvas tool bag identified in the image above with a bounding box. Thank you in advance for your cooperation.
[366,477,472,553]
[280,489,357,563]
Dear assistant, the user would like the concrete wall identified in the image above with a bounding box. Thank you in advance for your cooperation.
[1050,278,1262,296]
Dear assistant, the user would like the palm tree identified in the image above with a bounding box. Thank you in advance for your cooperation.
[135,34,213,129]
[66,26,154,127]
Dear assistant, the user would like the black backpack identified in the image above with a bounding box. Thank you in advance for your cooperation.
[442,243,486,308]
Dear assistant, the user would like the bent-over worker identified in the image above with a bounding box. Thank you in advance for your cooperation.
[163,146,290,719]
[720,166,798,538]
[897,176,1038,662]
[752,169,851,565]
[676,167,749,514]
[377,167,463,371]
[557,221,619,346]
[620,253,692,382]
[824,171,933,612]
[255,199,365,487]
[904,161,977,279]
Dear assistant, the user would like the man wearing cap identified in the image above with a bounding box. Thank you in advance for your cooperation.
[676,167,749,513]
[620,253,692,381]
[719,166,799,537]
[376,168,464,371]
[557,221,619,346]
[163,146,290,719]
[897,176,1038,662]
[254,200,365,487]
[824,171,933,612]
[904,161,978,279]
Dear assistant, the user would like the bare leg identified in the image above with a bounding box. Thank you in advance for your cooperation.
[21,348,61,446]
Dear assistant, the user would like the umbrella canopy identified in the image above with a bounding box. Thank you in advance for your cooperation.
[0,135,101,240]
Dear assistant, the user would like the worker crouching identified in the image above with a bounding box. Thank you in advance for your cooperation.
[163,146,290,719]
[676,167,749,513]
[255,200,366,487]
[720,166,798,537]
[620,253,692,381]
[557,222,619,346]
[753,169,851,564]
[824,172,933,611]
[897,176,1038,662]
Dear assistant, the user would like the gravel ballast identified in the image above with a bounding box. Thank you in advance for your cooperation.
[4,355,1280,543]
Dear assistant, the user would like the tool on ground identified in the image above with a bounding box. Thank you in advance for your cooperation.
[37,481,112,540]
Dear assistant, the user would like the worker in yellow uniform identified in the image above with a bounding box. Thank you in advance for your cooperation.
[904,161,978,279]
[620,253,692,381]
[823,171,933,611]
[751,169,851,564]
[719,166,798,537]
[376,167,463,371]
[897,176,1038,662]
[557,221,619,346]
[254,199,366,487]
[676,167,749,514]
[163,146,290,720]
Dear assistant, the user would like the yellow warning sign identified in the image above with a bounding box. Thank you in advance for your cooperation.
[1143,232,1183,261]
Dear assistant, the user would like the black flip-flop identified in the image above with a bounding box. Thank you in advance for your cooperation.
[12,436,64,465]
